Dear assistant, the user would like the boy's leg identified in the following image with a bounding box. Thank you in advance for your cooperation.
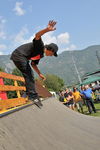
[13,60,38,99]
[13,60,43,107]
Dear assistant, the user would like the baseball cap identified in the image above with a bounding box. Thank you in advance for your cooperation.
[45,43,58,57]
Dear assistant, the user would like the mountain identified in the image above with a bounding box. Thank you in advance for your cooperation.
[0,55,15,72]
[0,45,100,86]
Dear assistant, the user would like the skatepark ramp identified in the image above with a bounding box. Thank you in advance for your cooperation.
[0,98,100,150]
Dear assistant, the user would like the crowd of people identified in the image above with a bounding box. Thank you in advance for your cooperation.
[59,81,100,114]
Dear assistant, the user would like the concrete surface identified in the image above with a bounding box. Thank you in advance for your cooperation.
[0,98,100,150]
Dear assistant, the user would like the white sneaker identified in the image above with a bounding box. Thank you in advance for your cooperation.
[33,99,43,108]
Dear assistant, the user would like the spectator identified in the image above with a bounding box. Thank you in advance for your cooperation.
[64,88,74,110]
[73,87,84,113]
[93,81,100,101]
[59,90,65,103]
[81,85,96,114]
[59,90,68,106]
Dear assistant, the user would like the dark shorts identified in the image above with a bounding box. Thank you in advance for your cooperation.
[68,99,74,105]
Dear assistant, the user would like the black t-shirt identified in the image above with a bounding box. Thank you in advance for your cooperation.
[64,92,69,98]
[10,38,44,65]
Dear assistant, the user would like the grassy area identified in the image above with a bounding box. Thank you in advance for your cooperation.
[83,102,100,117]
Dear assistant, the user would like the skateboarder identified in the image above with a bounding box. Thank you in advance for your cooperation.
[10,20,58,108]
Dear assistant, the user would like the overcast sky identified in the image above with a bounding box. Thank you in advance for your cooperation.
[0,0,100,55]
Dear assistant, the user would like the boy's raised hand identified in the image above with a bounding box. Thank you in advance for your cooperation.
[47,20,57,31]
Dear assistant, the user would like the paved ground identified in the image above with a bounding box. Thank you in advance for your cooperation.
[0,98,100,150]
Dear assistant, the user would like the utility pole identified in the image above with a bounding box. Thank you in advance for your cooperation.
[71,51,82,84]
[96,51,100,65]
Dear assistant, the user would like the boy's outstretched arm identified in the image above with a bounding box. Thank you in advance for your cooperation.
[31,61,46,80]
[35,20,57,40]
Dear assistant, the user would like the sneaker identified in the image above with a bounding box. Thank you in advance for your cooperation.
[33,98,43,108]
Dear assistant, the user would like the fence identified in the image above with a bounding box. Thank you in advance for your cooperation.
[0,71,28,112]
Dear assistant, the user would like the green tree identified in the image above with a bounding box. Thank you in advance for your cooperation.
[12,68,23,77]
[44,74,64,92]
[0,67,4,71]
[4,76,16,99]
[0,67,16,98]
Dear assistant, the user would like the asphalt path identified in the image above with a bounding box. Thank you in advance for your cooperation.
[0,98,100,150]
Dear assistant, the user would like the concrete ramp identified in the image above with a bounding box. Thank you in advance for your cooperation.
[0,98,100,150]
